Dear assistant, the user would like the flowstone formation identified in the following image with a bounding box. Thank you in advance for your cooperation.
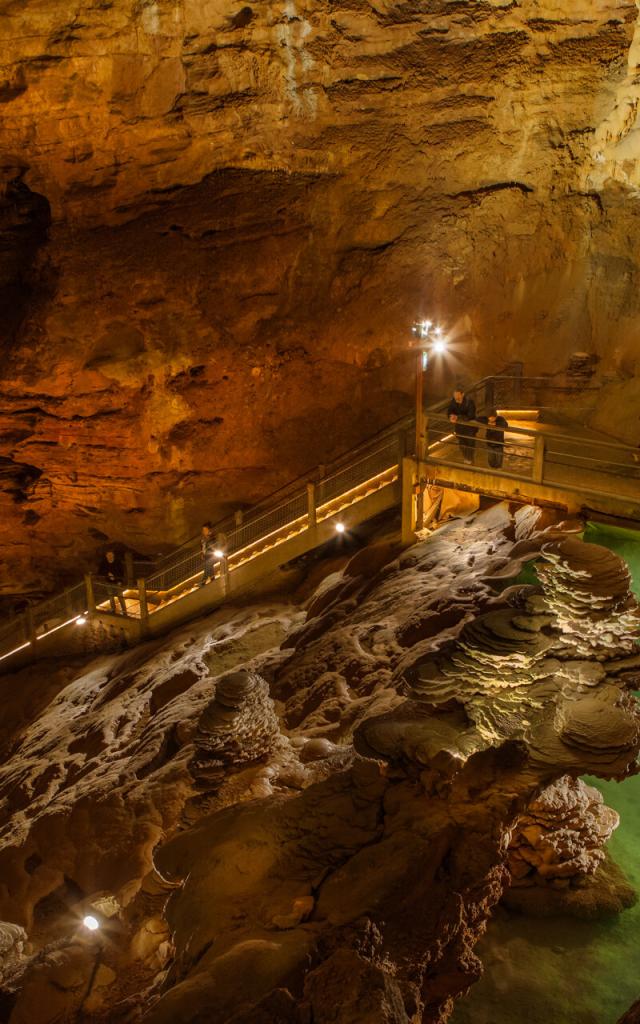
[0,505,638,1023]
[3,1,640,592]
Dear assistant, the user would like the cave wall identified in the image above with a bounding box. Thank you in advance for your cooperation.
[2,0,640,592]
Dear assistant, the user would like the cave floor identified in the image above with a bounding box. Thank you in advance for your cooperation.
[451,523,640,1024]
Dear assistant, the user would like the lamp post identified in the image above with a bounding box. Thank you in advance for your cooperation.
[411,320,447,461]
[411,319,447,531]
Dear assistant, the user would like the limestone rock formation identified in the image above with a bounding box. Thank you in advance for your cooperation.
[0,503,637,1022]
[0,921,28,988]
[197,668,280,756]
[508,776,620,885]
[2,2,640,592]
[504,775,636,919]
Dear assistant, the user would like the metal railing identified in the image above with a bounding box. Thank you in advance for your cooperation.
[425,414,536,478]
[423,411,640,498]
[317,437,399,509]
[146,546,210,593]
[32,582,86,636]
[1,369,633,668]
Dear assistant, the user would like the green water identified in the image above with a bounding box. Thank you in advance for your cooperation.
[451,524,640,1024]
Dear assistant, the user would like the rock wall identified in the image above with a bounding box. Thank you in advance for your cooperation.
[2,1,640,592]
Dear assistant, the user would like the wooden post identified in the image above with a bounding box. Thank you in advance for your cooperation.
[137,578,149,635]
[401,456,416,545]
[220,557,230,597]
[307,481,317,528]
[532,434,545,484]
[124,551,135,587]
[416,477,426,531]
[84,573,96,612]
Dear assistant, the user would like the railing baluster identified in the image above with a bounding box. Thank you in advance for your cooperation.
[138,578,149,635]
[533,435,545,484]
[307,482,317,528]
[85,574,96,613]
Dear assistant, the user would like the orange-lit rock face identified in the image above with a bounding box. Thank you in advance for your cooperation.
[1,1,640,592]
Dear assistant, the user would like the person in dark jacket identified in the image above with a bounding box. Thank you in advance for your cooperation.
[446,388,477,465]
[480,409,509,468]
[98,549,127,615]
[200,522,217,586]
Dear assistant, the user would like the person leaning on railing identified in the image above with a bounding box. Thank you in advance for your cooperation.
[446,387,478,465]
[98,549,128,615]
[479,409,509,469]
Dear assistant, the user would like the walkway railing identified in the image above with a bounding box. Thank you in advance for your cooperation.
[1,369,635,669]
[0,425,404,665]
[424,412,640,498]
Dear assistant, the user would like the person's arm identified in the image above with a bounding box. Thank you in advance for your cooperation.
[466,398,476,421]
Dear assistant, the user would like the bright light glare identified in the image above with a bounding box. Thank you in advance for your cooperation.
[421,319,432,332]
[335,523,346,534]
[433,325,443,337]
[432,340,447,355]
[83,915,100,931]
[76,616,87,626]
[213,549,225,559]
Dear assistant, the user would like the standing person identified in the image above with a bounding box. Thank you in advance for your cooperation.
[200,522,217,586]
[98,548,127,615]
[480,409,509,468]
[446,387,478,465]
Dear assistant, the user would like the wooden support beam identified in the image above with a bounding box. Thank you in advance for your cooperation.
[533,434,545,484]
[137,578,149,635]
[401,456,417,545]
[85,573,96,612]
[307,482,317,528]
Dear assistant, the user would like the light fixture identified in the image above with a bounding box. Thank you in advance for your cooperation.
[83,915,100,931]
[76,616,87,626]
[213,548,225,559]
[335,523,345,534]
[432,339,447,355]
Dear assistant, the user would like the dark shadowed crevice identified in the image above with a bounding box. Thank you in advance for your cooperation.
[0,171,52,350]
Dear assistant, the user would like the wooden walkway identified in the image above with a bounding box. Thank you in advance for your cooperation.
[1,377,638,673]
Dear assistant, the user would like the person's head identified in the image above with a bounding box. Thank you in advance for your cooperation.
[105,549,116,563]
[487,409,498,426]
[201,522,212,537]
[453,388,464,403]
